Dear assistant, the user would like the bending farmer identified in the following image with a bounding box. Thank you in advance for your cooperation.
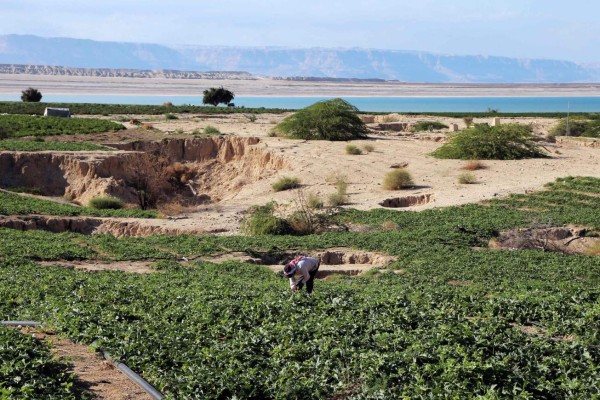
[283,256,320,294]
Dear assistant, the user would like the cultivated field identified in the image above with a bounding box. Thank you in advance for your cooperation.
[1,106,599,399]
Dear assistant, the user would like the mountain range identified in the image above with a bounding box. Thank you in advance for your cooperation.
[1,34,599,83]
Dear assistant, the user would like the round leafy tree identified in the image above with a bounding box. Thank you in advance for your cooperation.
[431,123,546,160]
[272,98,368,141]
[21,87,42,102]
[202,87,235,106]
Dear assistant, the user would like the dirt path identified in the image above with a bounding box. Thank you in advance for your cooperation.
[22,328,153,400]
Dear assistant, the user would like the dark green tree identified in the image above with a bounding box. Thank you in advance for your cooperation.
[272,98,368,141]
[202,87,235,106]
[20,87,43,102]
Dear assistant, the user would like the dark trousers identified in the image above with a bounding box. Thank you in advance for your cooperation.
[306,261,320,294]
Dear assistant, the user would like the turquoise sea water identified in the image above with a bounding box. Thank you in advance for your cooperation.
[1,94,599,112]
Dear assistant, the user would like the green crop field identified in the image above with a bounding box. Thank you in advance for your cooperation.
[0,140,114,151]
[0,326,80,399]
[0,177,599,399]
[0,190,158,219]
[0,114,124,137]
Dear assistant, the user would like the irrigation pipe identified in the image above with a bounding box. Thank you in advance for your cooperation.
[1,321,164,399]
[1,320,41,327]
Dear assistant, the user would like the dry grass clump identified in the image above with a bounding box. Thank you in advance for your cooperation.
[307,192,324,209]
[327,173,349,206]
[461,160,488,171]
[204,125,221,135]
[141,122,154,130]
[381,221,399,231]
[272,176,301,192]
[381,114,401,123]
[345,144,362,155]
[383,169,413,190]
[163,101,173,107]
[363,144,375,153]
[458,172,478,184]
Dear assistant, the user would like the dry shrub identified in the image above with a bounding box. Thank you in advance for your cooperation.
[163,101,173,106]
[363,144,375,153]
[272,176,301,192]
[307,192,324,209]
[381,221,399,231]
[383,169,413,190]
[327,172,349,206]
[382,114,401,123]
[458,172,478,184]
[462,160,487,171]
[141,122,154,130]
[345,144,362,155]
[328,192,348,207]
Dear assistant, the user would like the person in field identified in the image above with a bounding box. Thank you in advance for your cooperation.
[282,256,320,294]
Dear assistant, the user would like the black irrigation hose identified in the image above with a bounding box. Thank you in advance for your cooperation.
[1,321,164,400]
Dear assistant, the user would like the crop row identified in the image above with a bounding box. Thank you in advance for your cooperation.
[0,114,124,137]
[0,325,80,399]
[0,139,113,151]
[0,190,158,219]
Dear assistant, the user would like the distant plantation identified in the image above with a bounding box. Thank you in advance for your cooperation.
[0,115,124,137]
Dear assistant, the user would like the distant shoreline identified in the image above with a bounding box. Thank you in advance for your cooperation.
[1,74,600,98]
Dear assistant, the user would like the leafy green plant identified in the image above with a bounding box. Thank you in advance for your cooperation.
[412,120,449,132]
[245,114,257,123]
[458,172,478,184]
[272,176,300,192]
[240,202,292,235]
[272,98,368,141]
[0,326,81,398]
[345,144,362,155]
[164,113,178,120]
[88,196,124,210]
[432,124,547,160]
[383,169,413,190]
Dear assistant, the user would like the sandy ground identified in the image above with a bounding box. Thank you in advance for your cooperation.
[3,74,600,97]
[92,112,597,234]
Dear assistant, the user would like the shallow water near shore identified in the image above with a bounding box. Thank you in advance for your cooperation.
[2,94,600,112]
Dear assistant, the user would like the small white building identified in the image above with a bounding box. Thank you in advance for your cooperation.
[44,108,71,118]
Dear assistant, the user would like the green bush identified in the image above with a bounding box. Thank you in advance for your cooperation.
[412,121,449,132]
[272,98,368,141]
[240,202,292,235]
[272,176,300,192]
[88,196,124,210]
[345,144,362,155]
[549,118,600,138]
[204,125,221,135]
[432,124,546,160]
[383,169,414,190]
[164,113,178,120]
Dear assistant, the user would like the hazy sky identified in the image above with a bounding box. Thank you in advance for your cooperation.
[2,0,599,63]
